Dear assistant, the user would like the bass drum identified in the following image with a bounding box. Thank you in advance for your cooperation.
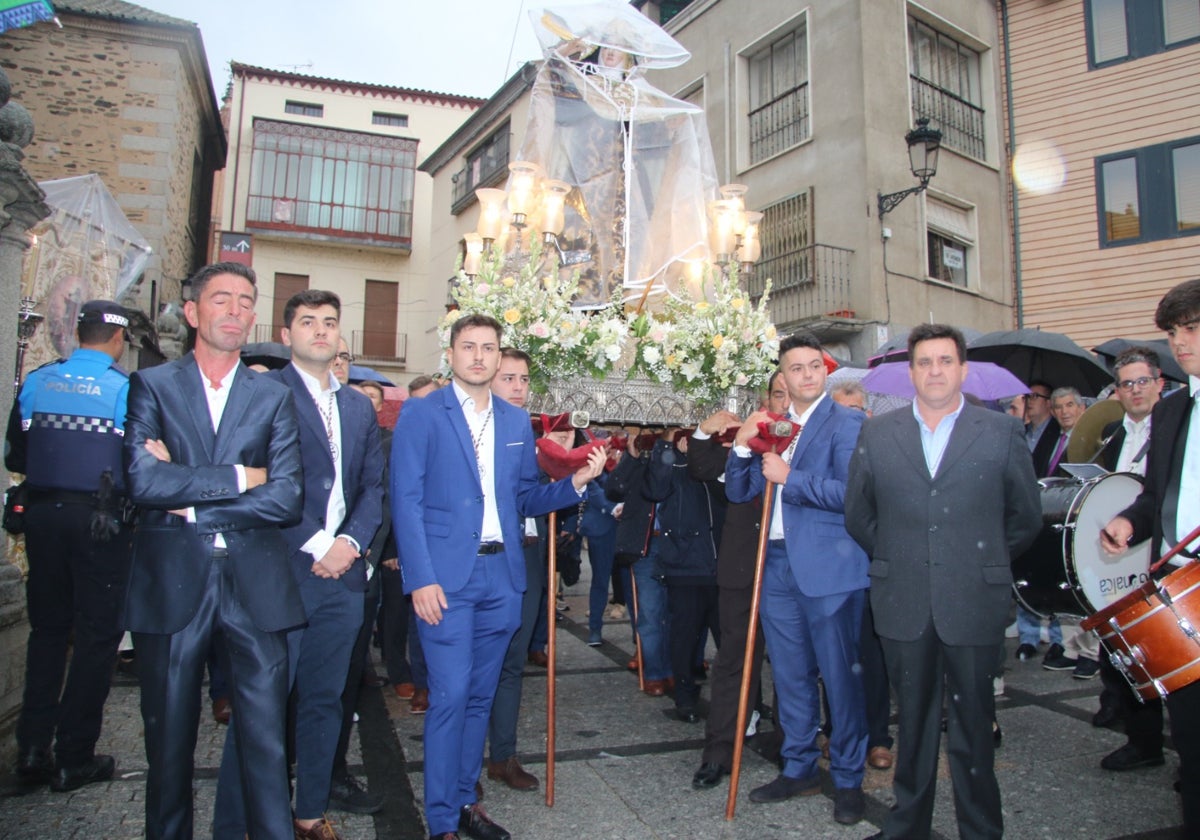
[1012,473,1151,619]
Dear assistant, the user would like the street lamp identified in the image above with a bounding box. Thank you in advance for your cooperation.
[877,118,943,217]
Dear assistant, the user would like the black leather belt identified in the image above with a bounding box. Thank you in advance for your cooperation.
[477,542,505,555]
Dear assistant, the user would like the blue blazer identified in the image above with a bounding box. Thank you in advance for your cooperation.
[724,397,868,597]
[390,384,583,595]
[271,365,384,592]
[123,355,306,634]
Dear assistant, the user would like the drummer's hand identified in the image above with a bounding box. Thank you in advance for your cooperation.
[1101,516,1134,555]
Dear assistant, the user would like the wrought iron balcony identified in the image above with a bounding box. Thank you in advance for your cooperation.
[743,243,857,334]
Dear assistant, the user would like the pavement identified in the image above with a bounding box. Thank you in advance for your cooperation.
[0,567,1188,840]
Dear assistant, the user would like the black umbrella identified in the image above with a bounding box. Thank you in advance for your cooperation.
[1092,337,1187,384]
[868,327,983,367]
[240,341,291,370]
[967,328,1112,396]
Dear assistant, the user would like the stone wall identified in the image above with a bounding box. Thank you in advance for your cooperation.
[0,17,217,309]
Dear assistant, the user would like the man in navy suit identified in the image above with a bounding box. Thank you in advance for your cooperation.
[214,290,384,840]
[391,314,604,840]
[725,332,869,826]
[123,262,304,840]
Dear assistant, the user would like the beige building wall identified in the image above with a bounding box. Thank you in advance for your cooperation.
[649,0,1015,357]
[219,65,481,381]
[1005,0,1200,347]
[1,6,224,312]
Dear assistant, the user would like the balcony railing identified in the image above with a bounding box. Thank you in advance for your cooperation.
[451,130,511,214]
[749,81,810,165]
[353,330,407,364]
[910,75,985,161]
[744,243,855,329]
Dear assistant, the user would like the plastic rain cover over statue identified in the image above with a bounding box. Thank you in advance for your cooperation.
[24,173,152,358]
[520,0,718,307]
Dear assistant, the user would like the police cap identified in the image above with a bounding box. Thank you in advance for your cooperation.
[78,300,130,329]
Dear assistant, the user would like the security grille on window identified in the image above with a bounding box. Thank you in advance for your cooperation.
[908,18,984,160]
[246,119,417,245]
[754,191,813,296]
[926,198,974,288]
[747,23,809,165]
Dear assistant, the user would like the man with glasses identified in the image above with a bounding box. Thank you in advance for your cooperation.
[1090,347,1166,769]
[331,344,354,384]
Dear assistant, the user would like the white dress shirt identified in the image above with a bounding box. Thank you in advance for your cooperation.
[192,364,246,549]
[452,380,503,543]
[1115,414,1152,476]
[1175,376,1200,557]
[295,364,351,564]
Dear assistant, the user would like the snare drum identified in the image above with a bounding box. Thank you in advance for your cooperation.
[1081,561,1200,699]
[1011,473,1151,618]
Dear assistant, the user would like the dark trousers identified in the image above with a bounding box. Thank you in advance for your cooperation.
[1099,648,1164,753]
[1166,679,1200,834]
[215,575,362,833]
[880,619,1003,840]
[488,538,545,763]
[334,570,382,772]
[860,601,894,750]
[137,551,293,840]
[18,500,131,767]
[381,564,427,687]
[666,580,719,710]
[701,583,767,769]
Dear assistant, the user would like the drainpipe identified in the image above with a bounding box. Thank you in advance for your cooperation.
[1001,0,1024,327]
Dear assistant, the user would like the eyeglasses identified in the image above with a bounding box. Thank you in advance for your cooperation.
[335,352,354,364]
[1116,376,1156,392]
[1027,392,1050,401]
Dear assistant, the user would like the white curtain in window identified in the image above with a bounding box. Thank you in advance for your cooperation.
[1163,0,1200,45]
[1090,0,1129,62]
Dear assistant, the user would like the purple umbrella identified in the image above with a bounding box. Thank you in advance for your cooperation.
[862,361,1028,401]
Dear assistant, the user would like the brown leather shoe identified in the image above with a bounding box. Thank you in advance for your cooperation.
[867,746,893,770]
[410,688,430,714]
[394,682,416,700]
[626,657,639,672]
[643,679,667,697]
[487,756,539,790]
[293,816,344,840]
[527,650,548,668]
[211,697,231,726]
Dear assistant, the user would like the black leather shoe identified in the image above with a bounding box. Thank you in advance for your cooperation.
[328,769,384,814]
[16,746,53,785]
[1015,643,1037,661]
[50,754,115,792]
[748,772,821,803]
[833,787,865,825]
[1101,742,1165,771]
[459,804,510,840]
[692,762,727,789]
[675,706,699,724]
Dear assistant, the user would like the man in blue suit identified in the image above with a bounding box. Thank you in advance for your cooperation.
[123,262,304,840]
[725,331,869,826]
[214,290,384,840]
[391,314,604,840]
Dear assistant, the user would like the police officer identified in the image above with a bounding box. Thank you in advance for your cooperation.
[5,299,133,792]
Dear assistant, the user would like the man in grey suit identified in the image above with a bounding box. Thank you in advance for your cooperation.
[846,323,1040,840]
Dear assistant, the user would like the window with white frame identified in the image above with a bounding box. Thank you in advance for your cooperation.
[746,20,809,165]
[908,18,985,160]
[926,198,974,288]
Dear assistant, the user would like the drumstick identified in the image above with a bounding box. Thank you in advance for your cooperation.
[1150,522,1200,573]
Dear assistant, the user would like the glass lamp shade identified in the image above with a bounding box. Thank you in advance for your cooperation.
[540,179,571,236]
[463,233,484,276]
[905,118,941,184]
[707,199,738,256]
[738,211,764,264]
[475,188,508,241]
[507,161,544,218]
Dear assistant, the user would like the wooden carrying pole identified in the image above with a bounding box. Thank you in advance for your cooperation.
[546,510,558,807]
[725,480,776,820]
[629,564,645,690]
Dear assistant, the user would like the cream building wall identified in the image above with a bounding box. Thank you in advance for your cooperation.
[218,65,481,382]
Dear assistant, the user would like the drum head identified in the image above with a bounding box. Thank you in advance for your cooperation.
[1068,473,1152,612]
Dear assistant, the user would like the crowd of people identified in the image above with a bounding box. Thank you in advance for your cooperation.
[6,261,1200,839]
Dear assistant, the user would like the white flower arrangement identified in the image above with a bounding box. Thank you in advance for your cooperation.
[443,244,779,405]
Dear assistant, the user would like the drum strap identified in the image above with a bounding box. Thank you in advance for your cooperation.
[1131,439,1150,466]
